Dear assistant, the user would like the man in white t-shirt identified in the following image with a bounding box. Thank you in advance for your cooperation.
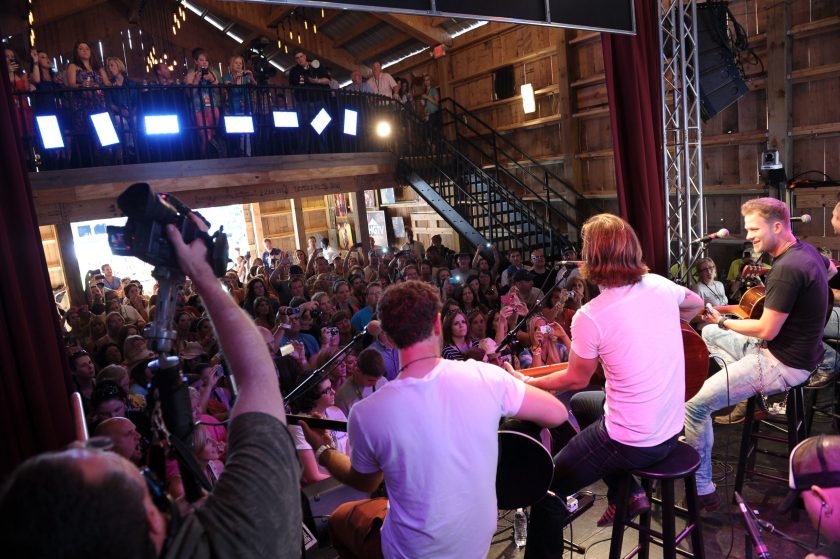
[509,214,704,558]
[362,61,398,98]
[301,281,567,559]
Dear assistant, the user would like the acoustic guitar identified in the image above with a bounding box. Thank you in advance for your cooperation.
[285,413,552,510]
[713,286,766,320]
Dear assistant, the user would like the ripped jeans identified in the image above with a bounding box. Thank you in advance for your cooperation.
[684,326,811,496]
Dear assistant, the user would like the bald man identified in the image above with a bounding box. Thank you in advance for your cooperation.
[95,417,143,463]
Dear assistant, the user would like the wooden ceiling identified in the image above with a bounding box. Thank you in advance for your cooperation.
[2,0,479,82]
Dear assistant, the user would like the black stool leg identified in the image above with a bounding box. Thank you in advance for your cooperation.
[806,387,819,437]
[660,479,677,559]
[609,477,631,559]
[734,397,758,497]
[639,478,652,559]
[684,473,706,559]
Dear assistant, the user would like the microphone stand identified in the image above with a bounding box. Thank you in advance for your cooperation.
[145,265,212,501]
[283,327,369,407]
[734,491,772,559]
[496,267,570,357]
[677,243,708,287]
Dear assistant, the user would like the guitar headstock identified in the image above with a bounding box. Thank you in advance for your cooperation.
[742,265,768,277]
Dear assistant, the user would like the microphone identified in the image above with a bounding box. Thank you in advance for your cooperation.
[734,491,771,559]
[366,320,382,337]
[691,228,730,244]
[791,214,812,223]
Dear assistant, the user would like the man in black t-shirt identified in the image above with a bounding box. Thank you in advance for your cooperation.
[685,197,837,512]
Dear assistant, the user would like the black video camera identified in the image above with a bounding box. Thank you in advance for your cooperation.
[107,182,229,277]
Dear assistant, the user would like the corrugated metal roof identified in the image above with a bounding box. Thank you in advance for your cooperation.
[320,11,370,39]
[380,41,429,69]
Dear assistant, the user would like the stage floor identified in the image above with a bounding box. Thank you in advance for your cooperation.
[309,397,836,558]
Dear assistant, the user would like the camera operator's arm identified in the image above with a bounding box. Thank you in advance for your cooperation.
[166,221,286,425]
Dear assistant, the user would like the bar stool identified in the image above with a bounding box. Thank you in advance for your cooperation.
[733,383,807,495]
[806,338,840,435]
[609,442,705,559]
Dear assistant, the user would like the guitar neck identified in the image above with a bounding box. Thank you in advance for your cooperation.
[286,414,348,432]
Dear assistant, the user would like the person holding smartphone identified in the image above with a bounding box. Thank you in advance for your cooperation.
[186,48,221,157]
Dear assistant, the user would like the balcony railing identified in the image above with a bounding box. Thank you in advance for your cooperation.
[11,84,405,171]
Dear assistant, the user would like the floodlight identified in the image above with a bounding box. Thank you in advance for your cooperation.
[144,115,180,135]
[90,112,120,147]
[310,108,331,135]
[343,109,358,136]
[273,111,299,128]
[375,121,392,138]
[223,115,255,134]
[35,115,64,149]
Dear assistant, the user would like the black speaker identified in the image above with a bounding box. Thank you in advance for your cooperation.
[696,2,748,121]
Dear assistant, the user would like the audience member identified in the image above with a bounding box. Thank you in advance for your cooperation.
[334,347,387,416]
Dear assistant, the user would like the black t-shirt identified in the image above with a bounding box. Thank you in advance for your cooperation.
[164,412,302,558]
[288,64,329,90]
[530,268,558,293]
[765,240,829,370]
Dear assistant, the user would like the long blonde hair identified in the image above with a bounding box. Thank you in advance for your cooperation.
[580,214,648,288]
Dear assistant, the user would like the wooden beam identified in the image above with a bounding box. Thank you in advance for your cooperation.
[249,203,265,254]
[332,16,381,48]
[765,0,791,202]
[55,223,86,307]
[555,28,581,188]
[374,13,451,46]
[291,198,307,250]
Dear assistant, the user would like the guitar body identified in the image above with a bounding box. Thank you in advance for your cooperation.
[738,286,766,319]
[496,419,555,510]
[682,321,709,401]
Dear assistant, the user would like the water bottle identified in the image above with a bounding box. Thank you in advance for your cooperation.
[513,508,527,547]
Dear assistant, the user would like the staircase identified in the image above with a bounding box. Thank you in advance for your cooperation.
[397,100,599,259]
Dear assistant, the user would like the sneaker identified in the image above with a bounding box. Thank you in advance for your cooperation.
[697,491,721,512]
[597,492,651,527]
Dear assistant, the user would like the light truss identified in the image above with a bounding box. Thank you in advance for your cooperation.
[659,0,705,283]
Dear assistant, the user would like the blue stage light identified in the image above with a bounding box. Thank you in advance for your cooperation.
[90,112,120,147]
[343,109,358,136]
[35,115,64,149]
[144,115,180,135]
[310,108,331,135]
[224,116,255,134]
[273,111,299,128]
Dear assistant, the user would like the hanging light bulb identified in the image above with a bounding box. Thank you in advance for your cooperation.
[297,33,301,44]
[321,8,324,17]
[304,20,308,30]
[173,60,177,66]
[163,53,168,60]
[173,13,178,23]
[289,29,293,40]
[146,64,150,73]
[172,25,177,35]
[284,45,288,53]
[313,24,317,34]
[277,39,281,48]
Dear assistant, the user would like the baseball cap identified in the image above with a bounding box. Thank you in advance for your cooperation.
[779,435,840,512]
[513,269,534,283]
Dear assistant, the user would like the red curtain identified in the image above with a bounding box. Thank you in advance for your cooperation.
[0,57,74,477]
[602,0,667,275]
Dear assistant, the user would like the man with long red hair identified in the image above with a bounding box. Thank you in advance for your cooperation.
[509,213,704,558]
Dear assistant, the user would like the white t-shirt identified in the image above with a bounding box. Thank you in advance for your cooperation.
[348,359,526,559]
[363,72,397,97]
[570,273,687,447]
[334,376,388,416]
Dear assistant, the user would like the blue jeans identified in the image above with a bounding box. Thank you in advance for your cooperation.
[524,391,679,559]
[684,326,812,496]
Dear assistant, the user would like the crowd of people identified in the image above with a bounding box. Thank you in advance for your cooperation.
[5,41,440,167]
[3,200,840,558]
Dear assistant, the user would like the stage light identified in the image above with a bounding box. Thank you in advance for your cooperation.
[90,112,120,147]
[144,115,180,135]
[343,109,358,136]
[521,83,536,114]
[36,115,64,149]
[375,120,392,138]
[310,108,331,135]
[223,116,255,134]
[273,111,299,128]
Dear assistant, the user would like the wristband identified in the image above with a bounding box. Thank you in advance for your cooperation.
[314,443,335,463]
[718,317,728,330]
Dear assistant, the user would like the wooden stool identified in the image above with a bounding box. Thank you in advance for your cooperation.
[733,384,807,494]
[609,441,705,559]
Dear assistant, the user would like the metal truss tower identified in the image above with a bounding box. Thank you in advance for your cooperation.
[659,0,705,283]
